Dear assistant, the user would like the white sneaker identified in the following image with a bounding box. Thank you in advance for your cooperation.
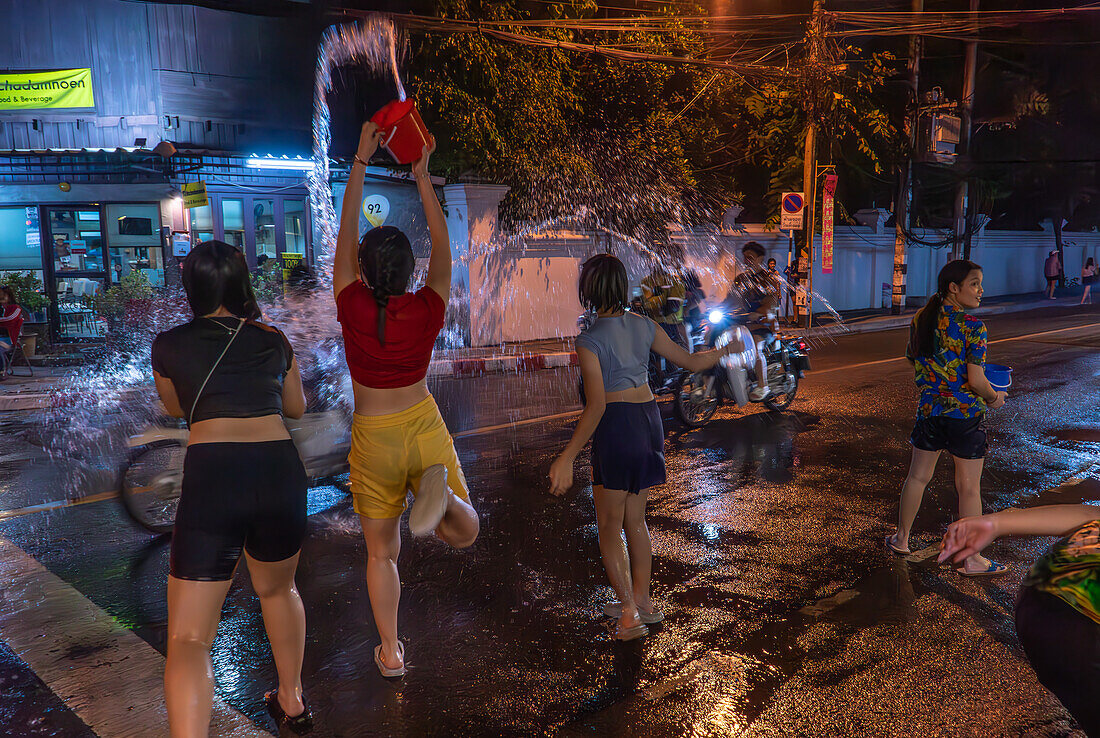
[749,386,769,402]
[409,464,450,537]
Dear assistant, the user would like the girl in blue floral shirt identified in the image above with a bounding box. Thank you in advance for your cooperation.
[886,260,1009,576]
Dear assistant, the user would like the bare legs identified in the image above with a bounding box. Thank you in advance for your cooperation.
[247,553,307,717]
[359,493,479,672]
[360,516,403,671]
[1082,284,1092,305]
[893,448,991,569]
[165,553,305,738]
[953,456,992,571]
[593,485,653,633]
[893,447,940,552]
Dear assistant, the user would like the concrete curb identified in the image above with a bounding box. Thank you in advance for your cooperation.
[428,351,579,378]
[0,389,145,412]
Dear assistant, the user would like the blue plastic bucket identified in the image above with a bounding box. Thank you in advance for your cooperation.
[984,363,1012,391]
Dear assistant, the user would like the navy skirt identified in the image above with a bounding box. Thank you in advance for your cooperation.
[591,400,666,494]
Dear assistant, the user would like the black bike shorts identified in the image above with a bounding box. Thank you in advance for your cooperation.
[909,414,987,460]
[170,439,308,581]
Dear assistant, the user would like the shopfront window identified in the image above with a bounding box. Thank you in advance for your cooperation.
[254,199,276,259]
[0,207,47,321]
[189,204,214,243]
[50,209,104,273]
[222,199,245,250]
[54,276,106,339]
[106,204,164,287]
[284,199,307,254]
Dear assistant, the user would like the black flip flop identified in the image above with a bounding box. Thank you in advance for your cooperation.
[265,689,314,735]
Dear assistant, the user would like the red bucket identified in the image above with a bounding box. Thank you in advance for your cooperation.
[371,99,434,165]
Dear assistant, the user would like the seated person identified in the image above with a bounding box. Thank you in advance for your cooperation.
[0,286,23,373]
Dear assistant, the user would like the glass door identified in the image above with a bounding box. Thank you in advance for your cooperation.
[46,207,108,340]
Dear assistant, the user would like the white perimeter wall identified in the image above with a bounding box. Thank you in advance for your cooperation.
[452,200,1100,346]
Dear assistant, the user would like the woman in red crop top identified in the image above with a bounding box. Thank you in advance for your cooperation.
[334,121,479,678]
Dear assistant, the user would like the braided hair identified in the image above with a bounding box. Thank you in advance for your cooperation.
[358,226,415,346]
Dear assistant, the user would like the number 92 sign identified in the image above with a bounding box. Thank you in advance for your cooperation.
[362,194,390,228]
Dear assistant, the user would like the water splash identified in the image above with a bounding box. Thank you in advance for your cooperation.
[310,17,407,286]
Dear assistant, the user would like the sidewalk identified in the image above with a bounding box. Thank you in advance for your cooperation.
[1,293,1092,411]
[789,291,1088,335]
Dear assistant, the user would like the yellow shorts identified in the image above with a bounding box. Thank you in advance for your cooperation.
[348,396,471,519]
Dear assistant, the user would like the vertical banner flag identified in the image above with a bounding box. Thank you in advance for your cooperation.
[821,174,838,274]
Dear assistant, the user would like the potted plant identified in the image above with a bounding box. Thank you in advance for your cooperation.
[0,271,49,323]
[92,270,155,333]
[18,329,38,358]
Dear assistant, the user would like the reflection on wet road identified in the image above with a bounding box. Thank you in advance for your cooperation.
[0,308,1097,736]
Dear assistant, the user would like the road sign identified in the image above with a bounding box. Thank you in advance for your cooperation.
[780,192,805,230]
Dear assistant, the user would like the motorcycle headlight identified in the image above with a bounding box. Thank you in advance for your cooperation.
[708,309,725,324]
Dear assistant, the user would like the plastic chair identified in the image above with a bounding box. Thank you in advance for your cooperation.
[1,328,33,378]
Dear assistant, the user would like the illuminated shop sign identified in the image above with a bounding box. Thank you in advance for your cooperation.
[0,69,94,110]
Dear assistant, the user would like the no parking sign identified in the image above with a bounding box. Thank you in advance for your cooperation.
[780,192,805,230]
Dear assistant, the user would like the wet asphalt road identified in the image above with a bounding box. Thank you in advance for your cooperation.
[0,303,1098,737]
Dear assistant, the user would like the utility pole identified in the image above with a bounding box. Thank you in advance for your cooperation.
[953,0,979,259]
[892,0,923,315]
[797,0,826,329]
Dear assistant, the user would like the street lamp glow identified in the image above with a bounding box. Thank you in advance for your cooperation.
[245,156,315,171]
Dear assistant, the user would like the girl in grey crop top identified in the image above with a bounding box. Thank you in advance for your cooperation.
[574,311,656,392]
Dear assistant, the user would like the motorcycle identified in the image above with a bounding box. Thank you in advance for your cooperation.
[119,409,352,535]
[674,307,812,428]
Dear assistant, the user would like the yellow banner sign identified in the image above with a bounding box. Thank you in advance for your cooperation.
[0,69,94,110]
[181,181,208,210]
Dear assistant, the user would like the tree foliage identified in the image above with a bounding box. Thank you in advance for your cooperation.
[405,1,901,237]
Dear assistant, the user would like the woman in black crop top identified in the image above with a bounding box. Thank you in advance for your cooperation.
[150,240,314,736]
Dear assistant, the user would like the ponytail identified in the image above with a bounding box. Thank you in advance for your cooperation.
[358,226,415,347]
[908,259,982,359]
[909,292,944,359]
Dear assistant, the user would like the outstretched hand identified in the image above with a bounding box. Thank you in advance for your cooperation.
[548,455,574,497]
[357,121,384,162]
[412,138,436,180]
[938,516,999,564]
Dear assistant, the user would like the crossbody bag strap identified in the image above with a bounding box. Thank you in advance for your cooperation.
[189,317,246,427]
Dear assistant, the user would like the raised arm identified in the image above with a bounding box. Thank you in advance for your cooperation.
[651,320,730,373]
[939,505,1100,565]
[334,122,383,299]
[413,141,451,303]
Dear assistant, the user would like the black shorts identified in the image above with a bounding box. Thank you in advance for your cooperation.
[171,439,308,581]
[591,400,666,494]
[1047,276,1059,285]
[909,414,987,459]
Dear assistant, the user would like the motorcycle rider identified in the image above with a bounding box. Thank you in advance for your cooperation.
[640,262,688,389]
[723,242,778,401]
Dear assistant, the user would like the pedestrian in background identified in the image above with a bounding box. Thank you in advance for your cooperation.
[940,504,1100,735]
[1045,249,1062,299]
[1081,257,1096,305]
[334,122,479,679]
[151,241,313,736]
[549,254,736,640]
[887,259,1009,576]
